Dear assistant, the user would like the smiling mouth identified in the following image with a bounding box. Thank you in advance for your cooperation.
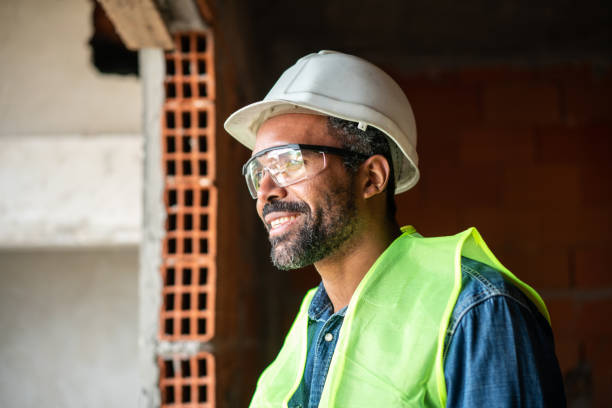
[269,215,298,230]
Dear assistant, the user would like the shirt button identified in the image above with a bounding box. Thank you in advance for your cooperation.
[324,333,333,342]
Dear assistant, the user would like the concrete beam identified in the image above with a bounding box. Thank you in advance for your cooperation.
[0,135,142,248]
[97,0,173,50]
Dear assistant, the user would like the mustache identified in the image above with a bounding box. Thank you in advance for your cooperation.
[262,201,310,218]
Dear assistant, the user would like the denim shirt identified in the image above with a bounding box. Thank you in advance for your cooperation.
[288,257,566,408]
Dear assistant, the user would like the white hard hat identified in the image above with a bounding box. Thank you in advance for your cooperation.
[224,50,419,194]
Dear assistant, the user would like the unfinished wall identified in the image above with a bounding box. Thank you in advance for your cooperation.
[0,248,139,408]
[0,135,142,246]
[0,0,143,246]
[0,0,141,135]
[0,0,141,407]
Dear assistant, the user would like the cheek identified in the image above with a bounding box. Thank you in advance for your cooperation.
[256,200,264,218]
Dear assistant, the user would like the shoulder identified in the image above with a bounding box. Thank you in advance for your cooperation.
[444,257,547,352]
[443,258,566,407]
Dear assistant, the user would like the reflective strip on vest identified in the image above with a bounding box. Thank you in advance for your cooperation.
[250,227,550,408]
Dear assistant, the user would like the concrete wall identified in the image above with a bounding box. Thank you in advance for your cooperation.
[0,0,141,135]
[0,0,142,246]
[0,248,139,408]
[0,0,142,406]
[0,135,142,247]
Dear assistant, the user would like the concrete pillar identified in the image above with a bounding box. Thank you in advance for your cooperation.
[138,47,165,408]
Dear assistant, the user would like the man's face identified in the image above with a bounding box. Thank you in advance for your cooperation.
[252,113,360,270]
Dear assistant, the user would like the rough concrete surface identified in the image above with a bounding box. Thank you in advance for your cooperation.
[0,0,141,135]
[0,247,139,408]
[0,135,143,247]
[138,48,165,408]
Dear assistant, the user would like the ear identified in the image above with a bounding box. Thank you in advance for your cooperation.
[360,155,391,199]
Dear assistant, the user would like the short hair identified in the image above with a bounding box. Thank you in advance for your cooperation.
[326,117,397,219]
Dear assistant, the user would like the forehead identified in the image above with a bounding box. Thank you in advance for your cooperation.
[253,113,340,155]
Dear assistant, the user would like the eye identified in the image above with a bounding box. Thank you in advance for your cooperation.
[250,167,265,185]
[285,159,302,170]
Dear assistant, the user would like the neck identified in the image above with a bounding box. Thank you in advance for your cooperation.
[314,219,401,312]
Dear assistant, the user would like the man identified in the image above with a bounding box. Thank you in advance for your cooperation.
[224,51,565,407]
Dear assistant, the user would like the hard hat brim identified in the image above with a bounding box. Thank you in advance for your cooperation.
[224,100,328,150]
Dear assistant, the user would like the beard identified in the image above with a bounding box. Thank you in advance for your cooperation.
[263,183,358,270]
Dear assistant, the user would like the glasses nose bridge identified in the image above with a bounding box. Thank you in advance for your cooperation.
[260,165,282,185]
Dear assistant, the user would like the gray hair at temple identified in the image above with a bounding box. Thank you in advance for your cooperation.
[326,116,398,219]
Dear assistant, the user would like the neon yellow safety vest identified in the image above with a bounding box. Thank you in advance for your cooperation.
[250,226,550,408]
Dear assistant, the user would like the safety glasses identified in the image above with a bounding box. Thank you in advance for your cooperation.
[242,144,368,199]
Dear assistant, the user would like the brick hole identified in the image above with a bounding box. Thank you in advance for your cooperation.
[198,292,207,310]
[166,267,175,285]
[182,136,191,153]
[182,82,192,98]
[165,293,175,311]
[181,293,191,310]
[198,82,207,97]
[168,189,177,206]
[182,268,192,284]
[166,111,175,128]
[165,59,175,76]
[198,385,208,402]
[197,318,207,334]
[168,238,176,254]
[166,136,175,153]
[199,239,208,254]
[168,214,176,231]
[180,359,191,377]
[198,357,207,377]
[166,82,176,98]
[197,59,206,74]
[180,35,190,53]
[184,214,193,230]
[198,160,207,176]
[198,111,207,128]
[182,385,191,402]
[200,190,209,206]
[199,268,207,285]
[196,36,206,52]
[181,60,191,76]
[182,111,191,129]
[181,317,190,334]
[166,160,176,176]
[164,318,173,335]
[164,385,175,403]
[182,160,192,175]
[198,136,207,152]
[185,190,194,206]
[164,360,174,378]
[199,214,208,231]
[184,238,193,253]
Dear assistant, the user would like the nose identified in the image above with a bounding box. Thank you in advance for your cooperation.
[257,170,288,202]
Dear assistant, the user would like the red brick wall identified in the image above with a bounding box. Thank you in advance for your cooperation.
[392,64,612,406]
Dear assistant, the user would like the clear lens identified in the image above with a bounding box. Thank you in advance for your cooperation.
[244,147,327,198]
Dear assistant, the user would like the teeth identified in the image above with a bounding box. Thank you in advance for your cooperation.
[270,216,296,229]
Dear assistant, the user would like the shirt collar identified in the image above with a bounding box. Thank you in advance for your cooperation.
[308,282,348,322]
